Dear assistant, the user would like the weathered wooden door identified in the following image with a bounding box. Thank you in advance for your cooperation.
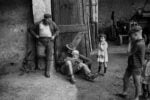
[52,0,91,57]
[52,0,82,25]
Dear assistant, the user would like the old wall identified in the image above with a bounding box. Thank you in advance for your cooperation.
[99,0,150,30]
[0,0,32,74]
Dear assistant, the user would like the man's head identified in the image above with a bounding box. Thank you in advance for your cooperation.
[43,14,52,25]
[66,43,76,54]
[72,50,79,58]
[129,25,143,41]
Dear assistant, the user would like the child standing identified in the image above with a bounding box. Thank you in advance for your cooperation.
[91,33,108,75]
[122,25,145,100]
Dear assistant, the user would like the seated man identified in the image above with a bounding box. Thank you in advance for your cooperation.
[58,44,98,84]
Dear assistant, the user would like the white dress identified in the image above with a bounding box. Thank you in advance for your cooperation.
[97,41,108,62]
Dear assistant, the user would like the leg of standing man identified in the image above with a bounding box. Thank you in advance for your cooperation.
[132,70,142,100]
[45,39,53,78]
[122,68,132,96]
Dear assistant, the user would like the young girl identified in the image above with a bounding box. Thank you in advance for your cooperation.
[91,34,108,75]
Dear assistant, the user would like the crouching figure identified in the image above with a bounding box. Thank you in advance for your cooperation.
[58,45,99,84]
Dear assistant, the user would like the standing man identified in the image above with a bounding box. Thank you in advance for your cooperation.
[121,25,145,100]
[29,14,59,78]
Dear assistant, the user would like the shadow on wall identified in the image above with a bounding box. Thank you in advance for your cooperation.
[0,0,33,74]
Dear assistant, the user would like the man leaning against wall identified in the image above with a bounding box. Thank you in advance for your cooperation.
[29,14,59,78]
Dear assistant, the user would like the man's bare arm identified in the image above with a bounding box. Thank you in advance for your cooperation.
[53,22,60,38]
[28,25,39,39]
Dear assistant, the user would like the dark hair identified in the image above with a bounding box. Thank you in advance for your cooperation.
[99,33,106,38]
[44,14,52,19]
[129,25,142,34]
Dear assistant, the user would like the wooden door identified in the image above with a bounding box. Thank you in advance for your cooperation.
[52,0,82,25]
[52,0,91,57]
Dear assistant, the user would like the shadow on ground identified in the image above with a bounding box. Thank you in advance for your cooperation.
[0,72,78,100]
[0,44,141,100]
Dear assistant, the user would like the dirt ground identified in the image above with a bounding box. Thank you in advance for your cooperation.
[0,43,140,100]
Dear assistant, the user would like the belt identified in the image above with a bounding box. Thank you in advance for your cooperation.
[39,37,52,39]
[39,37,53,42]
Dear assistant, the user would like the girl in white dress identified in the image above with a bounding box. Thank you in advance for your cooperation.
[91,34,108,75]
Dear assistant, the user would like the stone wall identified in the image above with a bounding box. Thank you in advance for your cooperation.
[0,0,32,74]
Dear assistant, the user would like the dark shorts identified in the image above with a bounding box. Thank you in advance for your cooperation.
[126,65,142,75]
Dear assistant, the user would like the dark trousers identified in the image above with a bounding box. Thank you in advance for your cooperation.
[79,54,92,69]
[39,37,53,74]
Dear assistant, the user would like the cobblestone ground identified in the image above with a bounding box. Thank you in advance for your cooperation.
[0,44,140,100]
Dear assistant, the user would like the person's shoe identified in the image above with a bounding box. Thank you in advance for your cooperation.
[98,72,104,76]
[69,75,76,84]
[101,73,105,76]
[116,93,127,98]
[119,92,127,98]
[86,73,99,81]
[45,72,50,78]
[91,73,99,79]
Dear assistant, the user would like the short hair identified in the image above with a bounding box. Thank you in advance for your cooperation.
[44,14,52,19]
[129,25,142,34]
[99,33,106,38]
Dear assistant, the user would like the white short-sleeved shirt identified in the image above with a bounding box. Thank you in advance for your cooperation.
[39,22,52,37]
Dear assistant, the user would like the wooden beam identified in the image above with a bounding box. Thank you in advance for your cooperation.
[58,25,88,33]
